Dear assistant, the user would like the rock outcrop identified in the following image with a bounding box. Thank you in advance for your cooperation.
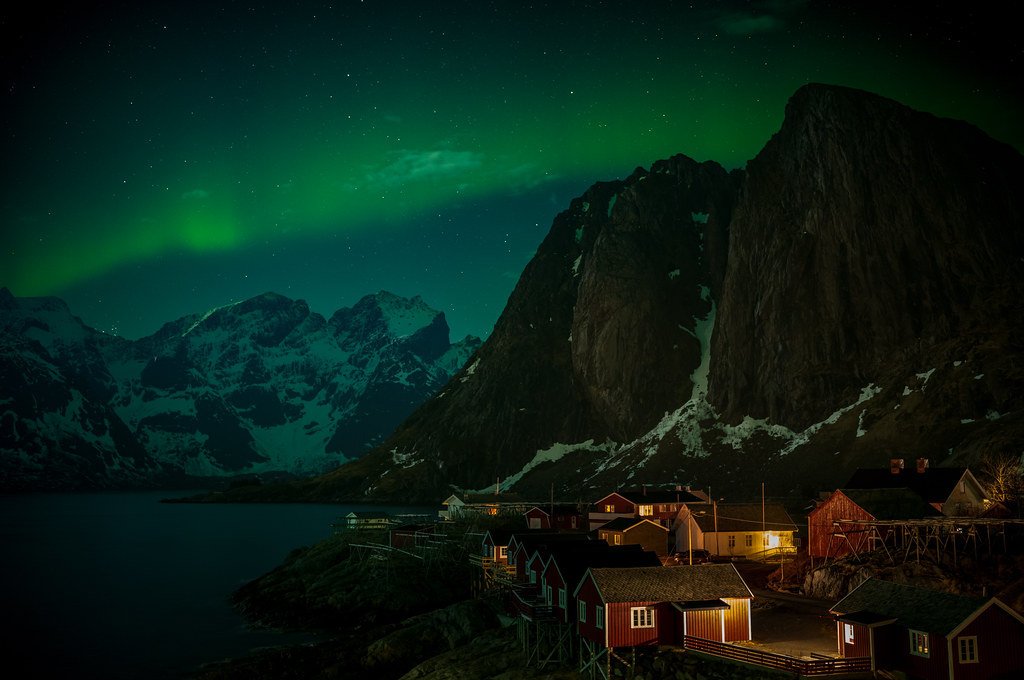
[310,84,1024,503]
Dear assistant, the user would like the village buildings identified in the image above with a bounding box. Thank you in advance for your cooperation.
[674,502,797,559]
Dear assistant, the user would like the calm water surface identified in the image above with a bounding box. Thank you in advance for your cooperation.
[0,491,428,678]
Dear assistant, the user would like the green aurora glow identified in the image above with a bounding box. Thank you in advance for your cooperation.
[2,1,1022,338]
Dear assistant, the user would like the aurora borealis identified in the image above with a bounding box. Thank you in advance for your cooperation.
[3,1,1022,340]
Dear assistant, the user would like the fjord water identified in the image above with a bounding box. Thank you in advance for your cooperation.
[0,492,427,678]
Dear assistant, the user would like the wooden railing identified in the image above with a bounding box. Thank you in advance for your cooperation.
[682,636,871,676]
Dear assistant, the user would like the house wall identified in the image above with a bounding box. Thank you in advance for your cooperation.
[702,530,795,558]
[838,622,872,658]
[807,491,874,558]
[525,508,548,529]
[543,566,570,624]
[576,577,604,645]
[722,598,751,641]
[943,475,987,517]
[952,604,1024,680]
[674,508,707,554]
[875,626,947,680]
[606,601,678,647]
[685,609,723,641]
[624,523,669,556]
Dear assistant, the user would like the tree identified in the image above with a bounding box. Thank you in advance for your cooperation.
[979,452,1024,503]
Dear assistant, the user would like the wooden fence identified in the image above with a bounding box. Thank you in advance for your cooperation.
[682,636,871,676]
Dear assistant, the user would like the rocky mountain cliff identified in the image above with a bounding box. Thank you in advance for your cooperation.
[0,289,479,490]
[310,84,1024,503]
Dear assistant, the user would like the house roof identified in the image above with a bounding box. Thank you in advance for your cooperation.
[525,504,583,516]
[597,517,668,533]
[618,488,708,505]
[545,544,661,590]
[839,488,942,520]
[831,579,986,635]
[581,564,752,603]
[843,467,977,505]
[509,531,591,558]
[346,511,392,519]
[686,503,797,533]
[483,528,515,546]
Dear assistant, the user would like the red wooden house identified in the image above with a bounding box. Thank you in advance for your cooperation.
[596,517,669,556]
[574,564,753,650]
[807,488,940,559]
[540,544,661,625]
[481,528,514,564]
[589,487,707,530]
[831,578,1024,679]
[524,504,586,530]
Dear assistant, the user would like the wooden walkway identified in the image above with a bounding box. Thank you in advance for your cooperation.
[682,636,871,676]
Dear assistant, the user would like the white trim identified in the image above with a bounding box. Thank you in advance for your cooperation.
[720,608,725,641]
[630,606,655,628]
[956,636,979,664]
[909,629,930,658]
[948,597,1024,638]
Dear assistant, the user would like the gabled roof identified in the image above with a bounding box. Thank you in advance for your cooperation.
[597,517,668,533]
[577,564,752,603]
[831,578,986,634]
[525,504,584,516]
[482,528,514,546]
[509,531,591,559]
[544,544,660,591]
[843,467,980,505]
[685,503,797,533]
[346,511,391,519]
[618,488,708,505]
[839,488,942,520]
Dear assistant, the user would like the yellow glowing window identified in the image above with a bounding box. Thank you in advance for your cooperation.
[910,630,930,657]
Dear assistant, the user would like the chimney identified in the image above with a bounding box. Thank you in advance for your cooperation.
[890,458,905,475]
[916,458,929,474]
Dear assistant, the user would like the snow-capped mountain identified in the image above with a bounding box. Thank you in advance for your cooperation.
[0,289,480,490]
[309,84,1024,503]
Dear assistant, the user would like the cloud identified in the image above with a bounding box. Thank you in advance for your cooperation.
[181,189,210,200]
[369,150,484,186]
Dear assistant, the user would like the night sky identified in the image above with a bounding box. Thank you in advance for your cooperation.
[3,1,1022,341]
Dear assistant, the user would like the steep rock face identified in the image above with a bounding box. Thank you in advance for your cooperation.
[709,84,1024,429]
[309,84,1024,504]
[318,155,739,498]
[0,289,478,489]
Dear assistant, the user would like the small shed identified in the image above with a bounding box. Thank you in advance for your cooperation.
[597,517,669,556]
[831,578,1024,679]
[574,564,753,649]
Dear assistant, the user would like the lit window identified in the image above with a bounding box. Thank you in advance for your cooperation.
[745,535,753,547]
[728,535,736,548]
[558,588,566,608]
[763,534,770,546]
[630,606,655,628]
[614,535,621,545]
[579,601,587,623]
[604,504,615,512]
[596,607,604,629]
[909,630,930,657]
[958,636,978,664]
[844,623,854,644]
[639,504,653,516]
[499,546,507,559]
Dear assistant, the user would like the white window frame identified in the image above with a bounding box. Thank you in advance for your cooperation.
[529,570,537,584]
[630,606,655,629]
[614,534,621,545]
[843,623,855,644]
[546,585,553,605]
[638,504,653,516]
[578,600,587,623]
[957,636,978,664]
[558,588,566,609]
[498,546,508,559]
[909,630,930,658]
[596,606,604,630]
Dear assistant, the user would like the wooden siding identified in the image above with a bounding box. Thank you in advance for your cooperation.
[807,491,874,558]
[543,564,570,623]
[685,609,722,641]
[598,522,668,556]
[953,604,1024,680]
[722,598,751,641]
[593,493,636,514]
[605,602,681,648]
[874,626,948,680]
[575,576,604,645]
[524,508,547,529]
[839,622,871,659]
